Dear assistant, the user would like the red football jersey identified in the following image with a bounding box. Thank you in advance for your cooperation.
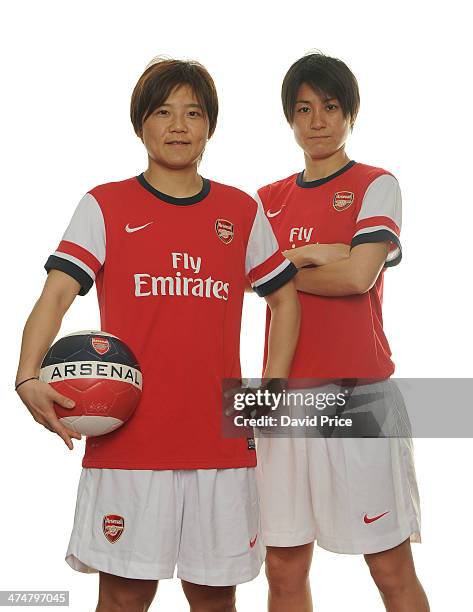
[258,161,402,380]
[45,174,296,469]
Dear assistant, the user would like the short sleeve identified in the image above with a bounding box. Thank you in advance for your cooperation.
[351,174,402,267]
[245,194,297,296]
[44,193,106,295]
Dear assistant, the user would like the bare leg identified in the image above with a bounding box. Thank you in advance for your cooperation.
[265,543,314,612]
[96,572,158,612]
[181,581,236,612]
[365,539,430,611]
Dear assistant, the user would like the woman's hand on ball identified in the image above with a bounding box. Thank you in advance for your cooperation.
[17,380,81,449]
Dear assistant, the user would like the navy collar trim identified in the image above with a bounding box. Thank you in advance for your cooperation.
[136,173,211,205]
[296,160,356,188]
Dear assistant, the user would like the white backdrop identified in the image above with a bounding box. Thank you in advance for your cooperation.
[2,1,472,610]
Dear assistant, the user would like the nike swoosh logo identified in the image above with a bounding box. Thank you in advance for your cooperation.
[266,205,285,218]
[249,534,258,548]
[363,511,390,524]
[125,222,154,233]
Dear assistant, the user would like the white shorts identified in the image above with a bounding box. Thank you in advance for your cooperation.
[256,379,422,554]
[66,467,264,586]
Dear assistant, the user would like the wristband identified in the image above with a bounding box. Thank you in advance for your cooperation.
[15,376,39,391]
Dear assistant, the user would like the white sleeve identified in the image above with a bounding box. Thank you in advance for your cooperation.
[44,193,106,295]
[352,174,402,267]
[245,194,297,296]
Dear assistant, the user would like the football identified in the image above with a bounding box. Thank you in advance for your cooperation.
[40,330,142,436]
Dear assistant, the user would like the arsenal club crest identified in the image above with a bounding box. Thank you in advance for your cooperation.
[333,191,354,211]
[103,514,125,543]
[215,219,234,244]
[91,337,110,355]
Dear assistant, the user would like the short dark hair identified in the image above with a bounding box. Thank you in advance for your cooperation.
[281,52,360,127]
[130,57,219,138]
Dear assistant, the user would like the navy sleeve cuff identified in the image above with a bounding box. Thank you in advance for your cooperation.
[351,230,402,268]
[254,262,298,297]
[44,255,94,296]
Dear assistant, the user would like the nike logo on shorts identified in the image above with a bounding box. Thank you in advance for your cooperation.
[363,511,390,524]
[249,534,258,548]
[125,222,154,233]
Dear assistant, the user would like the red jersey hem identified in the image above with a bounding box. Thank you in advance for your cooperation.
[286,371,395,388]
[82,456,257,470]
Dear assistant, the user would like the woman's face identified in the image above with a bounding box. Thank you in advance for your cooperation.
[140,84,209,171]
[291,83,351,161]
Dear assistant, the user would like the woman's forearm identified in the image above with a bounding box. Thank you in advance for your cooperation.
[16,297,65,384]
[294,242,389,297]
[16,271,80,385]
[294,259,363,296]
[263,296,300,378]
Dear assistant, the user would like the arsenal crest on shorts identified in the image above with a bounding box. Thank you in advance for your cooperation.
[102,514,125,543]
[215,219,234,244]
[91,336,110,355]
[333,191,354,212]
